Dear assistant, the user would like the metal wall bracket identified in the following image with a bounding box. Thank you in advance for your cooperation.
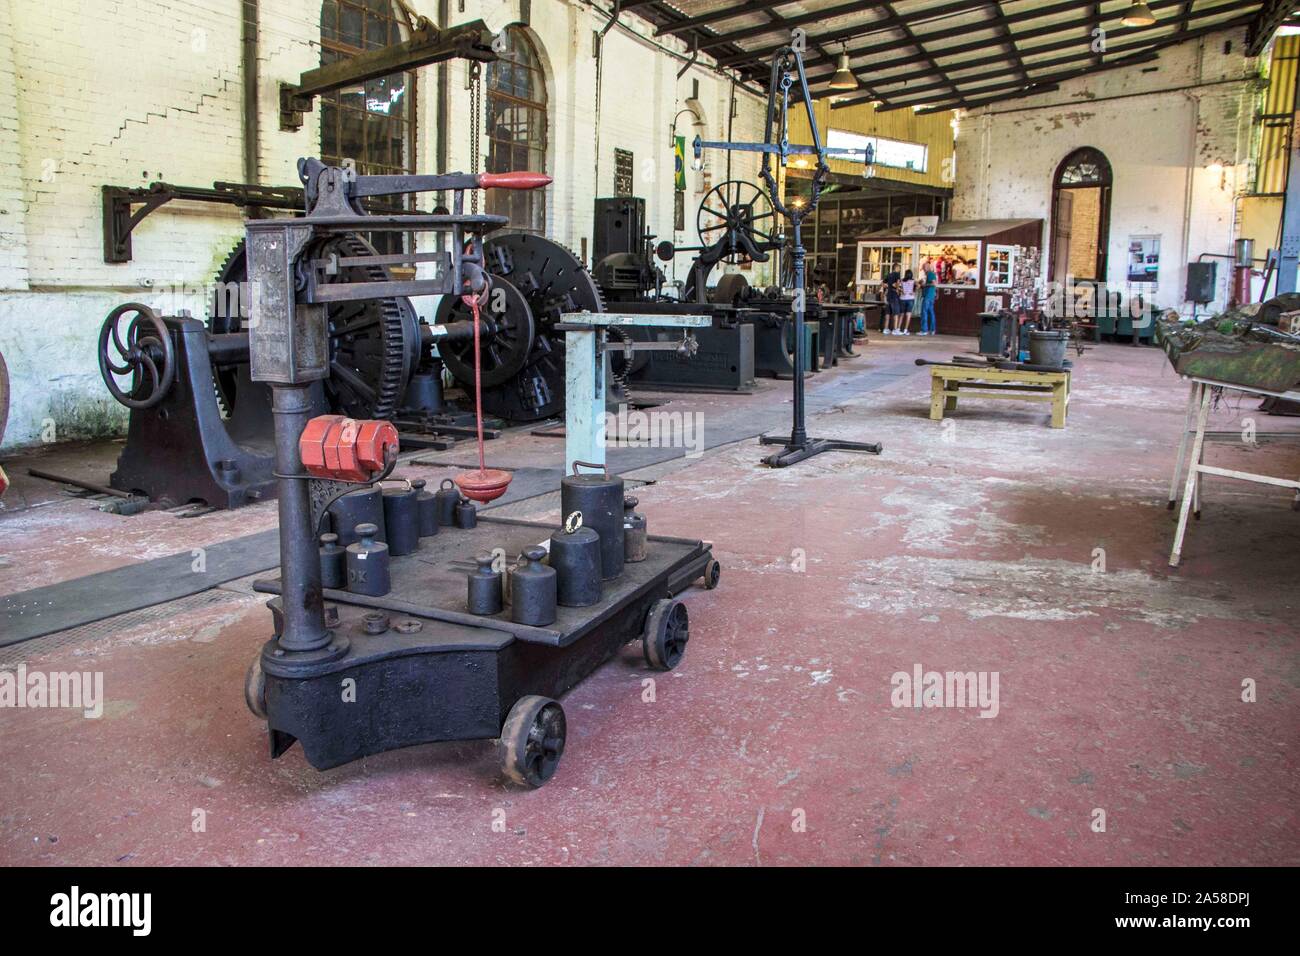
[279,18,497,131]
[101,182,304,263]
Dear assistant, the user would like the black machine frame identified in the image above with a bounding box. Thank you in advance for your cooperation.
[693,46,883,467]
[234,156,716,785]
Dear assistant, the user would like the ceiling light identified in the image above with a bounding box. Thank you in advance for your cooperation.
[1121,2,1156,27]
[829,47,859,91]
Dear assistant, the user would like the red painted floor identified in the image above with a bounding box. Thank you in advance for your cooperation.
[2,335,1297,865]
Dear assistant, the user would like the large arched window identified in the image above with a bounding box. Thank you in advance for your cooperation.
[320,0,415,253]
[486,28,548,233]
[1050,147,1112,285]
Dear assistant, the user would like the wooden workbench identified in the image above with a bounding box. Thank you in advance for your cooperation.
[928,364,1071,428]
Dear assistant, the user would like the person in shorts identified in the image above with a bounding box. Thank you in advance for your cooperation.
[897,270,916,335]
[883,269,902,334]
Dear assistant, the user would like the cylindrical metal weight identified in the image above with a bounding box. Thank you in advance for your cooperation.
[319,532,346,589]
[382,485,420,556]
[412,479,439,537]
[550,512,602,607]
[623,495,647,563]
[434,478,461,526]
[346,522,391,597]
[560,461,624,580]
[455,500,477,529]
[329,487,386,546]
[510,547,557,626]
[467,553,503,615]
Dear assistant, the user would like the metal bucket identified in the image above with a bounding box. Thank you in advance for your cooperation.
[1029,330,1069,368]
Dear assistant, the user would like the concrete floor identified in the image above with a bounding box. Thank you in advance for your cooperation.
[1,333,1297,865]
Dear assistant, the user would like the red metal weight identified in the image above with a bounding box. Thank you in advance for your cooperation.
[299,416,398,482]
[300,415,347,477]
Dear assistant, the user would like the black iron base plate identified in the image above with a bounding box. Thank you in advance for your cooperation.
[759,434,884,468]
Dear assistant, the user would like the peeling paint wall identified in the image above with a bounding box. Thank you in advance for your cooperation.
[0,0,769,450]
[952,26,1258,315]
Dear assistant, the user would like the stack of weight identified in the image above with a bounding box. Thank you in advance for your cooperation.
[321,477,477,598]
[467,462,648,628]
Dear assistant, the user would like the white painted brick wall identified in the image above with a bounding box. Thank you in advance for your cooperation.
[952,26,1257,315]
[0,0,773,449]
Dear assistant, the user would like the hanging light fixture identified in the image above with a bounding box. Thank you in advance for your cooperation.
[1121,1,1156,27]
[829,43,859,91]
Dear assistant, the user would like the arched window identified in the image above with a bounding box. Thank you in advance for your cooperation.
[1050,147,1112,284]
[320,0,415,253]
[486,28,548,233]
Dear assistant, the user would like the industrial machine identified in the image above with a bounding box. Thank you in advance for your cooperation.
[96,218,499,510]
[588,182,861,393]
[96,184,630,508]
[226,157,717,786]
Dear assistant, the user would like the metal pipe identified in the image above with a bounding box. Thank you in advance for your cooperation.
[790,220,807,447]
[241,0,259,188]
[271,384,330,652]
[435,0,449,249]
[27,468,133,499]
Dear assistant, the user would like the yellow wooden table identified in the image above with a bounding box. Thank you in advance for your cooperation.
[928,364,1071,428]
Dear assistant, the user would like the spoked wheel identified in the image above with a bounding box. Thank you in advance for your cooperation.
[437,275,535,388]
[643,598,690,670]
[696,180,777,264]
[702,557,721,590]
[500,695,566,788]
[97,302,176,409]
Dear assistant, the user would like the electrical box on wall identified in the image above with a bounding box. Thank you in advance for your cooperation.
[1185,261,1217,303]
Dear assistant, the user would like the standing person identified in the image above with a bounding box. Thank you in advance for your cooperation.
[920,258,939,335]
[882,267,901,334]
[898,269,916,336]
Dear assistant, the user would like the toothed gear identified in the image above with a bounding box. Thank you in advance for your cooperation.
[207,235,418,420]
[437,232,607,422]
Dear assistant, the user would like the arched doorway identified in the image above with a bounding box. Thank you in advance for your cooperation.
[485,27,548,234]
[1050,147,1112,287]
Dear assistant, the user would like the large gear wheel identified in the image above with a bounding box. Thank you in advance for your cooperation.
[437,232,607,422]
[208,235,419,420]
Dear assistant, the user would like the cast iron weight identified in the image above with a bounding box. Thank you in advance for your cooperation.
[693,46,883,468]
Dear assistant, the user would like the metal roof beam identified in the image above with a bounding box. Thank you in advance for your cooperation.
[1247,0,1298,54]
[811,0,1249,95]
[653,0,797,38]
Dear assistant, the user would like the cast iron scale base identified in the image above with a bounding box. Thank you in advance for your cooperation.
[250,514,716,781]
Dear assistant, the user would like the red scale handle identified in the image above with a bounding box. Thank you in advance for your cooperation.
[476,172,552,191]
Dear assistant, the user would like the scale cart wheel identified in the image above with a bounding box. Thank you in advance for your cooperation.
[643,598,690,670]
[702,557,721,590]
[244,654,267,719]
[500,695,566,788]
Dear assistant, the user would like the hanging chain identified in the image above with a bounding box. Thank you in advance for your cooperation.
[469,62,482,215]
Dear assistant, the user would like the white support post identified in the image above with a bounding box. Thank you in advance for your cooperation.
[1167,379,1200,508]
[565,326,605,475]
[1170,386,1213,568]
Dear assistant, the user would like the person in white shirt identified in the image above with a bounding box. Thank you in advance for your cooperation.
[897,270,916,335]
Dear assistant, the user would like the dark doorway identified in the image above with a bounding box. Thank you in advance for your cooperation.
[1050,147,1112,286]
